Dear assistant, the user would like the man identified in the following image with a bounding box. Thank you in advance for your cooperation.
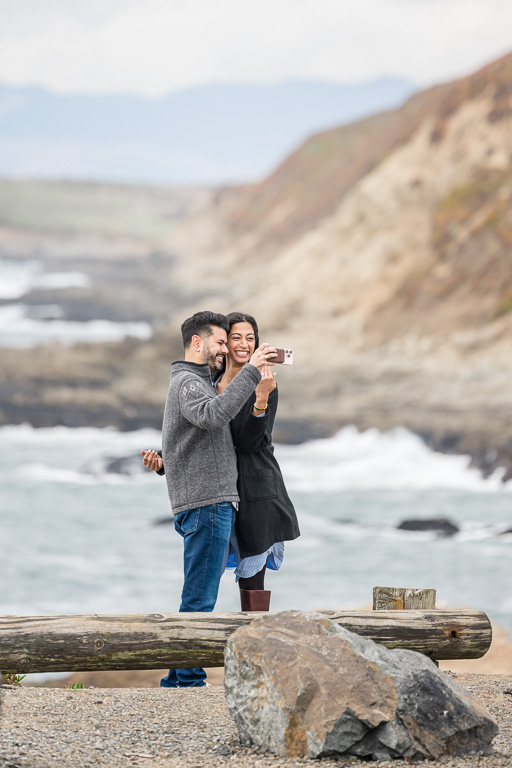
[141,310,274,687]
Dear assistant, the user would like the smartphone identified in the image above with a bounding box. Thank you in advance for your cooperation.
[273,348,293,365]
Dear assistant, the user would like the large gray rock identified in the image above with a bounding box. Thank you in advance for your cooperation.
[224,610,498,760]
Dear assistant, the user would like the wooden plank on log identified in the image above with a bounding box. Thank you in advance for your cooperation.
[373,586,439,665]
[373,587,436,610]
[0,609,492,674]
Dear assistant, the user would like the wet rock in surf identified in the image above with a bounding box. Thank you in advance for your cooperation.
[152,515,174,527]
[81,454,150,476]
[397,518,459,536]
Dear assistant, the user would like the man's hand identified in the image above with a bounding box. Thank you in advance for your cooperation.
[249,343,277,372]
[140,449,164,472]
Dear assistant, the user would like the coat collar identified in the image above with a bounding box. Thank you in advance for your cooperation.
[171,360,213,380]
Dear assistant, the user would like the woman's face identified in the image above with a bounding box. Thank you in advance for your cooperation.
[227,321,256,365]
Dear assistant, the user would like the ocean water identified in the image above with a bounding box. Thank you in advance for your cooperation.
[1,423,510,643]
[0,304,152,347]
[0,258,152,345]
[0,258,90,300]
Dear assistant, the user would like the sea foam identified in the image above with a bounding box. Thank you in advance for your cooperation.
[275,426,511,493]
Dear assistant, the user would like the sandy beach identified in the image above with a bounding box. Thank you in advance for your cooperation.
[1,673,511,767]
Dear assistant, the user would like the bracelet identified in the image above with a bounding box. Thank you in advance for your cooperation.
[253,404,267,411]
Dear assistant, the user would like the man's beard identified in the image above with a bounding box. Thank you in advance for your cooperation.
[202,347,225,372]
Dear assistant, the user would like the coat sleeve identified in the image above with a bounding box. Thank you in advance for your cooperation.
[233,387,278,454]
[179,364,261,431]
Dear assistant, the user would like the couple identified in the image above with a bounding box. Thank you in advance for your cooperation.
[141,310,300,688]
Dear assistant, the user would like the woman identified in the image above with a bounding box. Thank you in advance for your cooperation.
[218,311,300,611]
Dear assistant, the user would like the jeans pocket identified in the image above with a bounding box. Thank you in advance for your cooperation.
[174,508,201,535]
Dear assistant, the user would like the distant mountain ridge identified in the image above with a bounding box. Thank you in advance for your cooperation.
[0,78,415,184]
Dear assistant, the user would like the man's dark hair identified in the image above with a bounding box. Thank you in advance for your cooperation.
[226,311,260,348]
[181,311,229,348]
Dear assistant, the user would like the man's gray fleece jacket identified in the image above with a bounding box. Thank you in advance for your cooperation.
[161,360,261,514]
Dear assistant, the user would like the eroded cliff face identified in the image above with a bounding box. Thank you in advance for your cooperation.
[164,53,512,473]
[242,107,512,468]
[212,54,512,340]
[1,54,511,475]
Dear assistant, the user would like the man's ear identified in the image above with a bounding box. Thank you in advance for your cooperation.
[191,334,202,352]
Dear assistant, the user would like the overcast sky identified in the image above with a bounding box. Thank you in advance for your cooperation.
[0,0,511,96]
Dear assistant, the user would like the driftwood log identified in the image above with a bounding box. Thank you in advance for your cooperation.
[0,609,492,674]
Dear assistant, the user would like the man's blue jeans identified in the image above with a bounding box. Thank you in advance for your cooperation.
[160,501,235,688]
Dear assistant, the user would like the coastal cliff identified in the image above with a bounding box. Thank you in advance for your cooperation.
[1,53,512,476]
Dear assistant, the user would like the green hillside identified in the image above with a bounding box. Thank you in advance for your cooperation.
[0,179,206,240]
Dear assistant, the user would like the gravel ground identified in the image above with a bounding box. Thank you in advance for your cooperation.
[0,674,511,767]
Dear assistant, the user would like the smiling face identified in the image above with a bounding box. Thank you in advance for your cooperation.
[227,321,256,366]
[198,326,228,372]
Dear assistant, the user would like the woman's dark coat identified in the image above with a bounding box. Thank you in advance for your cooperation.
[230,386,300,560]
